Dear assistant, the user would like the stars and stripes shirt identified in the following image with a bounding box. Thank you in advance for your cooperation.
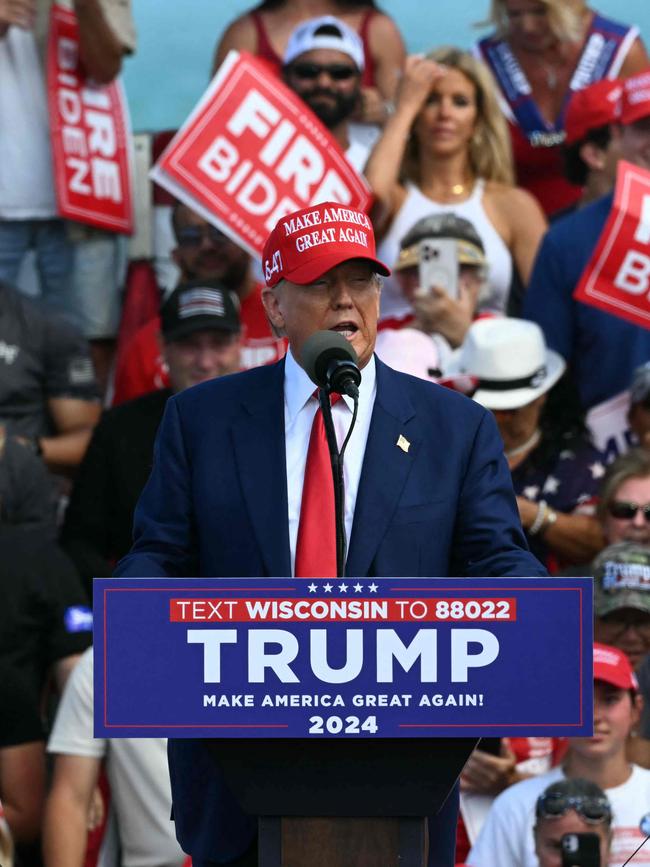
[510,435,606,572]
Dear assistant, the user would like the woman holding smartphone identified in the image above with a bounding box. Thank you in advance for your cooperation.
[365,47,547,324]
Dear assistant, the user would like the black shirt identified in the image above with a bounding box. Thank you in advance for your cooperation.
[61,389,171,594]
[0,662,44,748]
[0,528,92,697]
[0,282,98,439]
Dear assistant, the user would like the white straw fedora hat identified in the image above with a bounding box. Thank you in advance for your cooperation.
[446,318,566,410]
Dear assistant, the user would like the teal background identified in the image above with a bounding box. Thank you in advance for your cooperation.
[122,1,650,133]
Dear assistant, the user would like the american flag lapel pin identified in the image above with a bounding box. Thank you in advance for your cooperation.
[396,434,410,453]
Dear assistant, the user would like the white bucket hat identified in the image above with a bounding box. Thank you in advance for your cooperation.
[283,16,365,71]
[446,318,566,410]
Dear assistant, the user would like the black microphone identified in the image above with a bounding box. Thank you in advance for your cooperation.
[301,331,361,400]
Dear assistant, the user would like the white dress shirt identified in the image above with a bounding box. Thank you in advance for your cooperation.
[284,347,377,576]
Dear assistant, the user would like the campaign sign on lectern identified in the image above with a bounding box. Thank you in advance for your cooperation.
[93,577,593,738]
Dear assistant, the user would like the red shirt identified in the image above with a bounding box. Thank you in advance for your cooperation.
[112,284,286,406]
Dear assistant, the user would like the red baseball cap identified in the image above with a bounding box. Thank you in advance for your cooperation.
[593,643,639,691]
[620,69,650,126]
[564,80,622,146]
[262,202,390,287]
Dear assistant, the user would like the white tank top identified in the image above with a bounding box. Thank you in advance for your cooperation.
[377,181,514,320]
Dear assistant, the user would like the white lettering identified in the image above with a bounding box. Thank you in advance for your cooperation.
[310,629,363,683]
[614,250,650,295]
[187,629,238,682]
[227,90,280,138]
[248,630,300,683]
[376,629,437,683]
[198,136,239,183]
[450,629,500,682]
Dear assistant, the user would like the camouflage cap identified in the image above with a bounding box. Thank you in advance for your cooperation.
[593,542,650,617]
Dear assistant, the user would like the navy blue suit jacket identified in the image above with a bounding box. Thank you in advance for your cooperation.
[116,357,545,863]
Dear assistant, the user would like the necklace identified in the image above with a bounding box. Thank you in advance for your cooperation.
[505,428,541,460]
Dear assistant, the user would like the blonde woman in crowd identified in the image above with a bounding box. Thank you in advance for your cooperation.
[475,0,649,214]
[212,0,405,125]
[366,47,547,323]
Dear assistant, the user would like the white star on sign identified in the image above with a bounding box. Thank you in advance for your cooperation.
[353,583,364,593]
[523,485,540,500]
[543,476,560,495]
[338,583,348,592]
[307,583,318,593]
[323,582,333,593]
[368,583,379,593]
[590,461,605,479]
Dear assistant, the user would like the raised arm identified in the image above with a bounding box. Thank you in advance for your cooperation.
[212,14,257,76]
[365,56,446,232]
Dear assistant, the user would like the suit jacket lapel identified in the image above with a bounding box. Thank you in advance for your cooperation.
[231,360,292,577]
[346,360,420,577]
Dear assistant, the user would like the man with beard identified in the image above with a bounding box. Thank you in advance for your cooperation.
[112,202,286,404]
[282,16,380,173]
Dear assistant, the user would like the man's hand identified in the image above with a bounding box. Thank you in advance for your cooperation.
[0,0,35,33]
[460,741,518,795]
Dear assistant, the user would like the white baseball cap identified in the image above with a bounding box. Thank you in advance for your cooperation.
[284,15,365,71]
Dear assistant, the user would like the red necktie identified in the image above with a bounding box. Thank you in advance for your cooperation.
[295,393,342,578]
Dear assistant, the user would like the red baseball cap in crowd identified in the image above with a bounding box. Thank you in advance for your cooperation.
[564,79,622,146]
[262,202,391,287]
[593,643,639,690]
[620,69,650,126]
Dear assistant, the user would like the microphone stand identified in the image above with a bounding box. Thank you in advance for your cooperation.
[319,388,358,579]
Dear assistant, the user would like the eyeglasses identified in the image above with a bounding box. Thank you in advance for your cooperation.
[536,792,611,825]
[176,226,229,248]
[607,500,650,522]
[288,62,359,81]
[598,611,650,641]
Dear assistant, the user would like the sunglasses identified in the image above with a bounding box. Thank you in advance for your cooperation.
[598,611,650,641]
[607,500,650,521]
[176,226,229,248]
[536,793,611,825]
[288,62,359,81]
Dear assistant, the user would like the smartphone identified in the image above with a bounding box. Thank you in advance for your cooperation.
[561,832,601,867]
[417,239,458,299]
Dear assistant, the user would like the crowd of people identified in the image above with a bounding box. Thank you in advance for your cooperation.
[2,0,650,865]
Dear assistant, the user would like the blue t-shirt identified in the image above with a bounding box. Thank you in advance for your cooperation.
[523,194,650,410]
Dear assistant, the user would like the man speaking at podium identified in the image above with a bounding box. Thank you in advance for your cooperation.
[116,202,546,866]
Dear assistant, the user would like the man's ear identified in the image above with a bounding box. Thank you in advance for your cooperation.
[261,286,285,333]
[579,141,607,172]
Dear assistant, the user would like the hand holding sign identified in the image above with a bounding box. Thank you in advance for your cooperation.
[151,52,371,258]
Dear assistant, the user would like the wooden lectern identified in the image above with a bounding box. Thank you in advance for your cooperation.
[206,736,477,866]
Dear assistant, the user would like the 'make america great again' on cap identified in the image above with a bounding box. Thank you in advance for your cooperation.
[262,202,390,287]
